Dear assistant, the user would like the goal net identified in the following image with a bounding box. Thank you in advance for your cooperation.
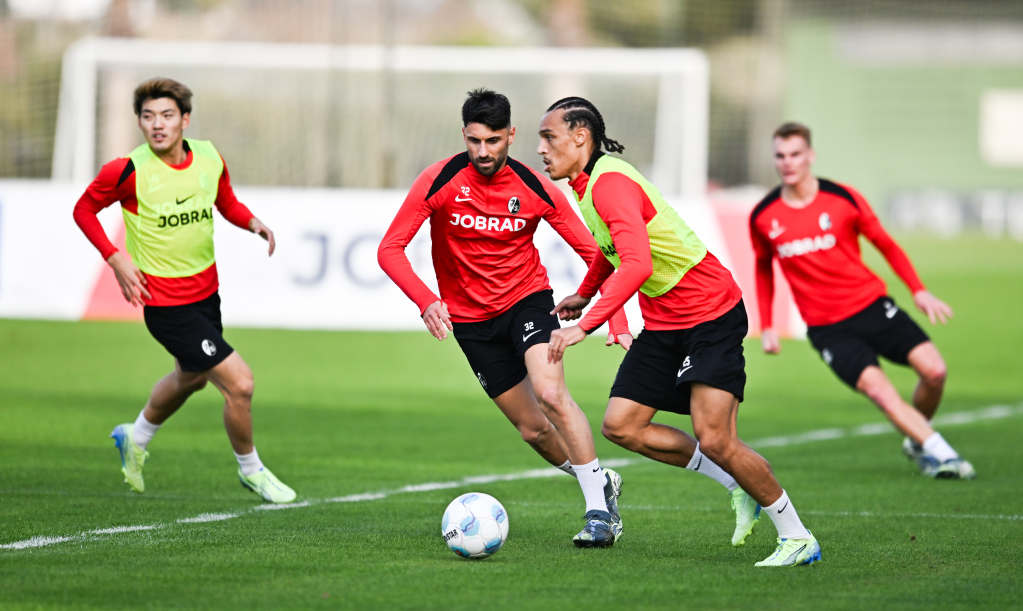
[53,38,708,197]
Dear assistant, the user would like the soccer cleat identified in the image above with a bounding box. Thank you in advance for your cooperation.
[729,488,761,547]
[934,457,976,480]
[238,467,297,503]
[573,510,616,548]
[110,423,148,493]
[755,531,822,567]
[902,437,926,463]
[603,468,624,542]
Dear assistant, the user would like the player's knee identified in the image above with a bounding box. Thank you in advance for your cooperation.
[231,372,255,401]
[522,421,552,446]
[696,433,732,464]
[601,417,637,449]
[186,376,209,393]
[920,362,947,388]
[177,373,208,394]
[538,386,568,414]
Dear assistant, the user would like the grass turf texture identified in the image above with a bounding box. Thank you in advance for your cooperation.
[1,233,1021,610]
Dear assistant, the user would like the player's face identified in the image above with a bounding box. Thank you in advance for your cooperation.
[537,109,587,181]
[138,97,189,155]
[462,123,515,177]
[773,136,815,187]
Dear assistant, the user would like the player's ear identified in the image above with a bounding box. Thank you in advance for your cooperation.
[181,113,190,130]
[807,147,815,166]
[573,126,587,147]
[507,126,515,145]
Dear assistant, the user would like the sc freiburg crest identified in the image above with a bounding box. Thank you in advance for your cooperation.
[508,197,520,214]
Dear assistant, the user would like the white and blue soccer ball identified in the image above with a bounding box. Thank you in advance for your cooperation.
[441,492,509,559]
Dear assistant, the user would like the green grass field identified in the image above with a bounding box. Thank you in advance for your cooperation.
[1,234,1021,610]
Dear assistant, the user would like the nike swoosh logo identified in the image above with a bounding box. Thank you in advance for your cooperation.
[455,196,472,202]
[522,329,542,342]
[677,365,693,378]
[768,228,786,239]
[693,455,702,471]
[176,194,195,205]
[148,184,166,193]
[777,500,789,514]
[592,468,600,473]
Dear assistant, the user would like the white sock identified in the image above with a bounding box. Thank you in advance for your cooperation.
[235,448,265,477]
[573,458,608,514]
[557,461,577,478]
[685,443,739,492]
[923,432,958,462]
[765,490,811,539]
[132,411,161,451]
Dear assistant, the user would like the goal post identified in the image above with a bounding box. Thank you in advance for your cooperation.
[52,37,709,197]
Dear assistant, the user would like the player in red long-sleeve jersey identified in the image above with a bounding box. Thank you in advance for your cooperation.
[542,97,820,567]
[72,78,296,502]
[378,89,631,548]
[751,122,974,480]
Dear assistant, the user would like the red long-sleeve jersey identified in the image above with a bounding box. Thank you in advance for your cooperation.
[571,169,741,333]
[378,152,627,334]
[750,179,925,328]
[72,143,254,306]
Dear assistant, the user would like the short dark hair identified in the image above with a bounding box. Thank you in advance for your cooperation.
[461,88,511,131]
[774,122,811,146]
[133,78,193,116]
[546,97,624,154]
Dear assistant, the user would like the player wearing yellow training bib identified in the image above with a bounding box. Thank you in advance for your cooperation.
[72,78,296,503]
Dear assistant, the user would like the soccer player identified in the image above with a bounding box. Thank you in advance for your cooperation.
[751,122,974,479]
[72,78,296,503]
[542,97,821,567]
[378,89,631,548]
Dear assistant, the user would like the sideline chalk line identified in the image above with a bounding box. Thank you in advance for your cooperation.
[3,402,1021,552]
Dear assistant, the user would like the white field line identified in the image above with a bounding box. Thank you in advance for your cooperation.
[2,403,1020,552]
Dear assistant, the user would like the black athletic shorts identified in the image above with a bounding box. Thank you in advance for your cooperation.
[143,291,234,373]
[609,299,748,415]
[452,290,561,399]
[806,295,929,389]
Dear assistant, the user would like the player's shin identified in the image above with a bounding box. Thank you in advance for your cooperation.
[764,490,811,540]
[686,442,739,491]
[132,409,161,451]
[573,458,609,513]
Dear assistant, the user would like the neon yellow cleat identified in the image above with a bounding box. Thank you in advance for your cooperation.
[238,467,297,503]
[110,423,148,493]
[755,531,821,567]
[729,488,761,547]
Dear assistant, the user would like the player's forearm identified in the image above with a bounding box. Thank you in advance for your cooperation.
[754,258,775,330]
[579,259,650,333]
[73,199,118,260]
[377,244,440,314]
[872,235,926,294]
[214,175,255,230]
[577,255,615,299]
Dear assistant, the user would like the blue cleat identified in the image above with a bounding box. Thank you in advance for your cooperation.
[573,509,617,548]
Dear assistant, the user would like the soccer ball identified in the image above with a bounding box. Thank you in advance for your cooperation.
[441,492,509,559]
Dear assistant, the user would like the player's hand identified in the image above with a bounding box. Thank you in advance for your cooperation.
[551,293,591,321]
[606,332,633,351]
[913,290,953,325]
[106,252,151,307]
[422,300,453,341]
[761,328,781,354]
[548,325,586,364]
[249,217,275,256]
